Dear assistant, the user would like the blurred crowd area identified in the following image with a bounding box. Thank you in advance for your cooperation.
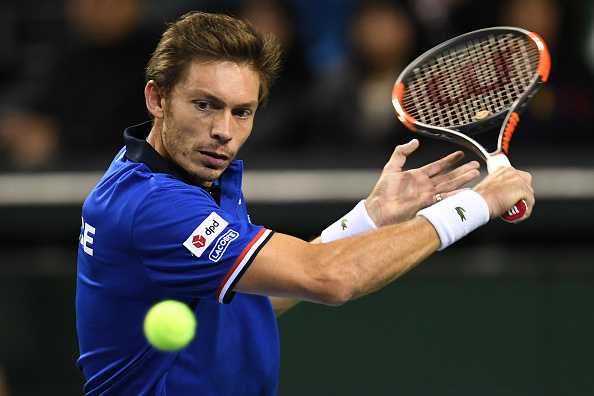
[0,0,593,172]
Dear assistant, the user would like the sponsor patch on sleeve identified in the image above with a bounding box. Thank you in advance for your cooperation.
[209,229,239,262]
[183,212,228,257]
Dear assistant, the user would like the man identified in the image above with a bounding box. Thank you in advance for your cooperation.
[76,11,534,395]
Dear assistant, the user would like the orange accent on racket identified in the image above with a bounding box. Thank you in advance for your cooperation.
[502,112,520,154]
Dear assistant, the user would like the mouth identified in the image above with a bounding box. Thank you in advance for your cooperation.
[199,150,229,167]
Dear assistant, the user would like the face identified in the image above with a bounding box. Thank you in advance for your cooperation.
[147,60,260,186]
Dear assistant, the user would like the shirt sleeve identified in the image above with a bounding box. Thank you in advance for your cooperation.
[131,181,273,304]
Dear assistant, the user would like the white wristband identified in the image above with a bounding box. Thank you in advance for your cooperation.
[417,190,489,251]
[321,200,377,243]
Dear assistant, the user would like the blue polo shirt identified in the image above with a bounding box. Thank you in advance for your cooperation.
[76,122,279,395]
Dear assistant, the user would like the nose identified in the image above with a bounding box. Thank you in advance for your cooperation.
[211,111,233,142]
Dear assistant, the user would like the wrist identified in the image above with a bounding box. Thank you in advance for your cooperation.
[321,200,378,243]
[416,190,489,250]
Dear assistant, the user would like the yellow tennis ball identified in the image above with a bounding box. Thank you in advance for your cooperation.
[144,300,197,352]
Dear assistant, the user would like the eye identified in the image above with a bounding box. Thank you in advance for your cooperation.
[194,101,212,110]
[233,109,253,119]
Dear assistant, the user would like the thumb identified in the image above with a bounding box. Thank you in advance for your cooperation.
[385,139,419,172]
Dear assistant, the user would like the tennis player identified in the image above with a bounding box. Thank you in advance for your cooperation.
[76,11,534,395]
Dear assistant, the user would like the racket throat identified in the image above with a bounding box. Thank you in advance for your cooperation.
[417,124,491,161]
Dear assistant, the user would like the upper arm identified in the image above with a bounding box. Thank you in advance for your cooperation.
[266,234,322,316]
[234,233,330,302]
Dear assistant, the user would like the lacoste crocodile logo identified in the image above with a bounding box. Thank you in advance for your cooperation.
[341,219,348,230]
[455,207,467,221]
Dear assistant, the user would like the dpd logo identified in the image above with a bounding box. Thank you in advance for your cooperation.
[183,212,228,257]
[204,219,220,235]
[192,234,206,248]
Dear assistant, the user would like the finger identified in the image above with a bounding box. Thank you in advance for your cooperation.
[518,169,533,185]
[445,160,481,179]
[517,191,535,223]
[497,168,535,221]
[384,139,420,172]
[435,171,481,195]
[419,150,466,177]
[432,161,481,189]
[520,170,535,216]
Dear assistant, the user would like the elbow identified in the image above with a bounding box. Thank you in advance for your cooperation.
[297,246,367,306]
[313,272,359,307]
[323,292,352,307]
[317,290,351,307]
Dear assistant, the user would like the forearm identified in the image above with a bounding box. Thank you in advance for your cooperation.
[318,190,494,302]
[241,217,440,306]
[318,216,439,303]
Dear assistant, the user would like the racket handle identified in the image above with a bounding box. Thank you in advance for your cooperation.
[500,199,527,223]
[486,154,526,223]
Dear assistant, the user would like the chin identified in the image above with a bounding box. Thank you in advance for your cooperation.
[190,168,222,186]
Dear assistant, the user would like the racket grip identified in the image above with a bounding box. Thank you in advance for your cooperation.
[501,199,527,223]
[486,154,526,223]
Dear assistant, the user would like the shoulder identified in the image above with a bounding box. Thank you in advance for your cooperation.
[100,155,209,201]
[84,156,213,227]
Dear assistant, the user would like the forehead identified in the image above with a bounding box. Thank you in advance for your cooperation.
[174,60,260,106]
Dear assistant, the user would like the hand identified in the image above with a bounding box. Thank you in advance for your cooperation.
[473,165,534,221]
[365,139,480,226]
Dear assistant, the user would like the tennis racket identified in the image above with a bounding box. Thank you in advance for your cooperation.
[392,26,550,222]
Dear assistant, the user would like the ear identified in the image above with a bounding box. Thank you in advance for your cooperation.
[145,80,165,119]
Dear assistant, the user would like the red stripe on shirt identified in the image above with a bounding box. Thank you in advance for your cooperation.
[215,228,268,302]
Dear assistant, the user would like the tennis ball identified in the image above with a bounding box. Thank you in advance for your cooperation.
[144,300,197,352]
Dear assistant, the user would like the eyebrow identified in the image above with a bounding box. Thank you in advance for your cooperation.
[194,90,258,110]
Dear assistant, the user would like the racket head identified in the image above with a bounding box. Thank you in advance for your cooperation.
[392,26,550,153]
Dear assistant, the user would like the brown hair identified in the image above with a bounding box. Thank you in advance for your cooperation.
[146,11,282,107]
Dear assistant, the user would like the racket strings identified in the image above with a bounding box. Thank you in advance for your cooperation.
[403,33,540,128]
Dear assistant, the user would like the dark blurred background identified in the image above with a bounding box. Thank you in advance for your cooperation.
[0,0,593,394]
